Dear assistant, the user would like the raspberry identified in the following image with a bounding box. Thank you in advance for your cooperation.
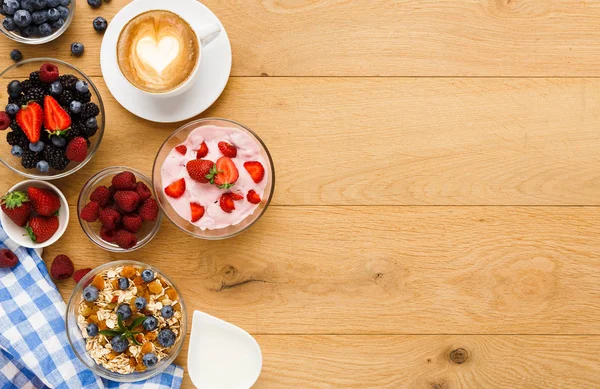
[39,63,60,84]
[50,254,74,280]
[73,268,92,283]
[114,191,140,212]
[80,201,100,222]
[112,171,137,190]
[99,208,121,229]
[122,214,143,233]
[90,186,111,207]
[100,227,116,243]
[0,112,11,131]
[114,230,137,250]
[65,137,88,163]
[138,198,159,221]
[136,182,152,201]
[0,249,18,268]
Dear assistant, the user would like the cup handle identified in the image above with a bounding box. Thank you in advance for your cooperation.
[198,23,221,47]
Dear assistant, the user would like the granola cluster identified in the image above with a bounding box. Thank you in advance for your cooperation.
[77,265,183,374]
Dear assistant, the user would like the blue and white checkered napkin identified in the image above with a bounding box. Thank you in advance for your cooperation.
[0,222,184,389]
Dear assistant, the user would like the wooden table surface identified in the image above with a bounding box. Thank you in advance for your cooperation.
[2,0,600,387]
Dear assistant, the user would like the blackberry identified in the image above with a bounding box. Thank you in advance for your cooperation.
[78,90,92,103]
[84,124,98,138]
[20,79,41,91]
[58,90,76,107]
[59,74,79,90]
[42,145,69,170]
[23,87,46,105]
[21,149,40,169]
[68,121,86,140]
[80,102,99,119]
[29,71,40,83]
[8,94,23,105]
[6,131,28,148]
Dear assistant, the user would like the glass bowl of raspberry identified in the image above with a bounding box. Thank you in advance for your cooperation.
[0,58,104,180]
[77,167,162,252]
[65,260,187,382]
[152,118,275,240]
[0,0,75,45]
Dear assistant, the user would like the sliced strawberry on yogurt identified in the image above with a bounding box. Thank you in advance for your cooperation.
[164,178,186,198]
[196,141,208,158]
[219,192,243,213]
[218,141,237,158]
[247,190,261,204]
[244,161,265,183]
[175,145,187,155]
[212,157,238,189]
[190,202,205,222]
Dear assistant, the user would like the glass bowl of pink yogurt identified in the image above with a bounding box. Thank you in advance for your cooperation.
[152,118,275,240]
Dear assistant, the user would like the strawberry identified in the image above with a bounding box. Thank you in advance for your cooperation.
[26,215,59,243]
[136,181,152,201]
[112,171,137,191]
[90,185,111,207]
[218,141,237,158]
[1,191,31,227]
[27,186,60,217]
[186,159,214,183]
[244,161,265,184]
[99,208,121,229]
[219,192,243,213]
[80,201,100,222]
[100,227,116,243]
[73,268,92,283]
[0,249,18,268]
[114,230,137,250]
[16,101,43,143]
[114,191,140,212]
[122,213,143,233]
[164,178,186,198]
[247,190,261,204]
[65,137,88,162]
[43,95,71,134]
[190,202,204,222]
[196,141,208,158]
[138,198,159,221]
[209,157,238,189]
[50,254,74,280]
[175,145,187,155]
[39,63,59,83]
[0,112,10,131]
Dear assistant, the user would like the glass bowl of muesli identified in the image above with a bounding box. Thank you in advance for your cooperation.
[65,260,186,382]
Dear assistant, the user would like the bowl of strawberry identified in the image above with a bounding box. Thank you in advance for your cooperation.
[0,58,104,179]
[78,167,161,252]
[0,179,68,248]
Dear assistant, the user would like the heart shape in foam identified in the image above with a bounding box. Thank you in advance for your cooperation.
[136,35,181,74]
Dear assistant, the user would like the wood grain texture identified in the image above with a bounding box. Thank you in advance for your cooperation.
[9,0,600,77]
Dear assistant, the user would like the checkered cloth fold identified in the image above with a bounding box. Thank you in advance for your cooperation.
[0,221,184,389]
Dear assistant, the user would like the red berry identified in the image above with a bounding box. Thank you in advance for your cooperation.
[80,201,100,222]
[196,141,208,158]
[175,145,187,155]
[0,111,10,131]
[114,191,140,212]
[1,191,31,227]
[100,227,116,243]
[39,63,59,83]
[186,159,214,183]
[112,171,137,191]
[164,178,186,198]
[136,181,152,201]
[114,230,137,250]
[73,268,92,283]
[99,208,121,229]
[218,141,237,158]
[243,161,265,184]
[65,137,88,163]
[122,213,143,233]
[190,202,204,222]
[16,102,42,143]
[0,249,18,268]
[247,190,261,204]
[213,157,239,189]
[138,198,159,221]
[219,192,243,213]
[50,254,74,280]
[44,95,71,133]
[27,186,60,217]
[26,216,59,243]
[90,186,111,207]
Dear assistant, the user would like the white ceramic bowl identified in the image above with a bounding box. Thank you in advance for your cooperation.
[0,180,69,248]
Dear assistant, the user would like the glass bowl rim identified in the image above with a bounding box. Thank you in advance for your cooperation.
[152,117,276,240]
[0,57,105,180]
[65,259,187,382]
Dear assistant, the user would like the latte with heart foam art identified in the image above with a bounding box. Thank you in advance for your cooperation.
[117,10,200,93]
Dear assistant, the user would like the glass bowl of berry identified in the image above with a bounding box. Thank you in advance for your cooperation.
[78,167,162,252]
[152,118,275,240]
[0,58,104,179]
[0,0,75,44]
[65,260,187,382]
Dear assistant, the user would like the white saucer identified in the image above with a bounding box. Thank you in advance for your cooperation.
[100,0,232,123]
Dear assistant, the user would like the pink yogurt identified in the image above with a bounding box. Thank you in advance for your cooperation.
[161,125,268,230]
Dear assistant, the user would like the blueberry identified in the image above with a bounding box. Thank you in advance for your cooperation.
[70,42,84,56]
[19,24,37,37]
[9,49,21,62]
[56,5,68,19]
[36,160,49,172]
[20,0,36,12]
[51,17,63,29]
[83,285,99,302]
[141,269,154,282]
[118,277,129,290]
[38,22,52,36]
[58,0,70,5]
[2,0,20,15]
[7,80,21,97]
[116,304,131,320]
[14,10,33,28]
[134,297,146,310]
[142,353,158,367]
[49,80,62,96]
[3,17,16,31]
[93,16,106,32]
[87,0,101,8]
[33,0,47,10]
[47,7,59,21]
[11,145,23,157]
[6,103,19,115]
[142,316,158,331]
[51,135,65,148]
[47,0,60,7]
[85,117,96,128]
[69,100,81,114]
[161,305,173,318]
[157,329,176,348]
[110,335,128,353]
[86,323,98,337]
[75,79,88,93]
[31,10,47,25]
[29,141,44,152]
